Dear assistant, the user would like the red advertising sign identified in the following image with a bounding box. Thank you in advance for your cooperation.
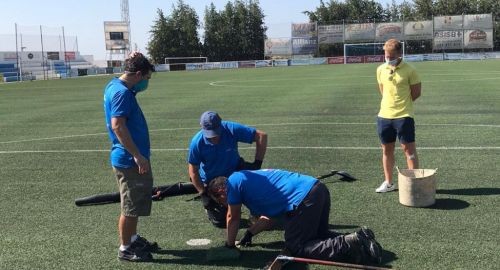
[346,56,364,63]
[365,55,384,63]
[65,52,76,61]
[327,57,344,64]
[238,61,255,68]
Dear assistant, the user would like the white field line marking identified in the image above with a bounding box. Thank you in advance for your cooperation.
[0,132,109,144]
[209,76,500,87]
[2,146,500,154]
[0,127,199,144]
[209,71,500,84]
[1,122,499,145]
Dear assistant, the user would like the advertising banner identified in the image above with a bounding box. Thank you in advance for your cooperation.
[47,52,60,60]
[327,57,344,64]
[273,59,289,66]
[21,52,42,61]
[422,54,444,61]
[186,62,221,70]
[318,24,344,44]
[255,60,272,68]
[186,63,202,71]
[344,23,375,42]
[433,30,463,50]
[290,59,310,66]
[291,37,318,55]
[64,52,76,61]
[345,56,364,64]
[238,61,256,68]
[404,21,433,40]
[309,58,327,65]
[264,38,291,57]
[154,64,170,72]
[292,23,317,38]
[3,52,18,61]
[463,14,493,29]
[404,55,424,62]
[434,15,463,30]
[463,29,493,49]
[375,22,403,41]
[220,61,238,69]
[364,55,384,63]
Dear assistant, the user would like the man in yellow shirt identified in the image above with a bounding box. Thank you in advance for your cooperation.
[375,39,422,193]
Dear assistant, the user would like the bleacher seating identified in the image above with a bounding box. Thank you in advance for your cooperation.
[1,52,95,82]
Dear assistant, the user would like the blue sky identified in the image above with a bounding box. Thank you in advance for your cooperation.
[1,0,398,60]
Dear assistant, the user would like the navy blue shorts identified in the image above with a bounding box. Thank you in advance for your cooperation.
[377,117,416,144]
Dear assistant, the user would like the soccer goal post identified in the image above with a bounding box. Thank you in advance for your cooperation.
[343,42,405,64]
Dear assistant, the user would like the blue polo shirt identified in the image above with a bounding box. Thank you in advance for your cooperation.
[187,121,256,183]
[226,169,318,217]
[103,77,150,168]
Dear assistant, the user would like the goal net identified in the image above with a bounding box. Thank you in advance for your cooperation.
[343,42,405,64]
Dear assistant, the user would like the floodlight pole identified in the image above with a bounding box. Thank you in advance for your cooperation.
[40,25,47,80]
[20,33,26,82]
[15,23,20,82]
[62,26,71,78]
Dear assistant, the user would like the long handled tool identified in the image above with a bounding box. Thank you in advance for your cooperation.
[74,182,197,206]
[317,170,357,182]
[268,255,392,270]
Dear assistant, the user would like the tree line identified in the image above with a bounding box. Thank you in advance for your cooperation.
[147,0,265,64]
[147,0,499,63]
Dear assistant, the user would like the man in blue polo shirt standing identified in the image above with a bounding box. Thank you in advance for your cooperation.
[103,52,158,262]
[187,111,267,228]
[207,169,383,265]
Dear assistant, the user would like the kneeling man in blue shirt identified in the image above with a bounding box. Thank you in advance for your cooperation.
[208,169,383,265]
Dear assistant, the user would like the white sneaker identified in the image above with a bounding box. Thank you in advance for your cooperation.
[376,181,396,193]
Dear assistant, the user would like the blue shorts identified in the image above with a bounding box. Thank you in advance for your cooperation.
[377,117,416,144]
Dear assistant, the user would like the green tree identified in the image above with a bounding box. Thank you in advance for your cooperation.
[202,0,267,61]
[304,0,385,24]
[412,0,435,19]
[147,9,172,64]
[168,0,202,57]
[203,3,223,61]
[433,0,474,15]
[345,0,385,22]
[146,0,201,63]
[399,1,416,21]
[242,0,267,60]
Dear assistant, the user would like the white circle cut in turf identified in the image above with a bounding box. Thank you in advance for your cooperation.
[186,238,211,246]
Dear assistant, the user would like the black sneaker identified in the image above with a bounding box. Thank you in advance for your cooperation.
[118,244,153,262]
[135,235,160,252]
[344,233,367,264]
[357,226,375,240]
[355,230,382,264]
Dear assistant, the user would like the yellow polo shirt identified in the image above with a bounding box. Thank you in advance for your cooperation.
[376,61,420,119]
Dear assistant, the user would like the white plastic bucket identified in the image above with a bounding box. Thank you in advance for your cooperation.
[397,168,438,207]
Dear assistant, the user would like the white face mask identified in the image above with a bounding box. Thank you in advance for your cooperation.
[385,58,399,66]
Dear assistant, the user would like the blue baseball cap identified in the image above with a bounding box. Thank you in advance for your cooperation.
[200,111,222,138]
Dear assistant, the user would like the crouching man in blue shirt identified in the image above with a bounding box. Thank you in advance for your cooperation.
[207,169,383,265]
[188,111,267,228]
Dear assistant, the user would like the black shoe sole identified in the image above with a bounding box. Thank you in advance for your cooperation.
[118,255,153,262]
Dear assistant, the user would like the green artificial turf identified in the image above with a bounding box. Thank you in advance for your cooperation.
[1,60,499,269]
